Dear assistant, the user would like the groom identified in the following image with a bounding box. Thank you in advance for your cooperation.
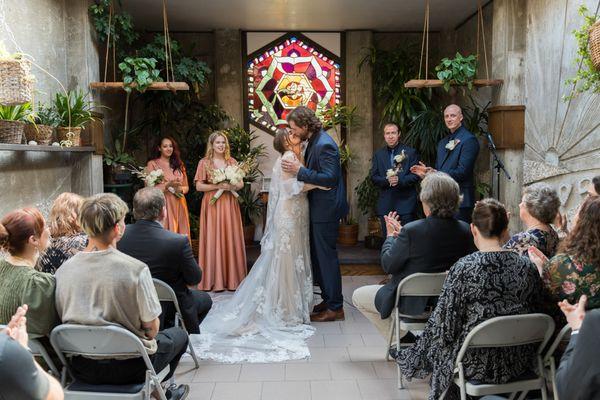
[282,106,349,322]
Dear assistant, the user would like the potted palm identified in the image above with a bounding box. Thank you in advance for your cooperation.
[355,173,383,249]
[0,102,30,144]
[54,90,97,146]
[24,104,60,145]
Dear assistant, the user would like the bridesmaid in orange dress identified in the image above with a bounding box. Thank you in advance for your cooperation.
[146,136,191,238]
[194,131,247,291]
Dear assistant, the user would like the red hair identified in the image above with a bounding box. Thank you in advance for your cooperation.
[0,208,45,255]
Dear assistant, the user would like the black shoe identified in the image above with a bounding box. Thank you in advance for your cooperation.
[166,384,190,400]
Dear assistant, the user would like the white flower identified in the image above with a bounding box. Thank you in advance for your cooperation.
[386,168,397,178]
[146,169,164,187]
[225,165,246,186]
[394,150,406,164]
[211,168,227,183]
[445,139,461,151]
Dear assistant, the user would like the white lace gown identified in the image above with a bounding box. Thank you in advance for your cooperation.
[191,151,315,363]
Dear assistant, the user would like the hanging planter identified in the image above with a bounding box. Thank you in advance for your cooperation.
[0,56,35,106]
[589,20,600,70]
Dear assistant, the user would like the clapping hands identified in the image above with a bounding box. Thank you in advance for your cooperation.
[384,211,402,237]
[3,304,29,348]
[410,162,434,179]
[527,246,548,277]
[559,295,587,331]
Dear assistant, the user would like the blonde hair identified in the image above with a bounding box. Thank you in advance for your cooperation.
[49,193,84,236]
[204,131,231,160]
[79,193,128,238]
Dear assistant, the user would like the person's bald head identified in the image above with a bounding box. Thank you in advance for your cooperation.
[444,104,464,133]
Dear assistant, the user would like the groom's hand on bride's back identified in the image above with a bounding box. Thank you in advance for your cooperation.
[282,158,301,175]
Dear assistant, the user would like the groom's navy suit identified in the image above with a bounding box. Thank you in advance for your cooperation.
[435,125,480,223]
[297,130,348,311]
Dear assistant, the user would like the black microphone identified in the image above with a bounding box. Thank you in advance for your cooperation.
[484,131,496,151]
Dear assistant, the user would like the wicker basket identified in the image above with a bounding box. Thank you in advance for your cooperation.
[590,21,600,70]
[0,58,34,106]
[0,120,25,144]
[24,124,54,145]
[57,126,82,147]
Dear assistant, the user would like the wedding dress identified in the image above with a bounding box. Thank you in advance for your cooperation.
[191,151,314,363]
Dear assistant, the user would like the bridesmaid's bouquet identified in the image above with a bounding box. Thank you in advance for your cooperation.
[130,166,165,187]
[209,165,246,204]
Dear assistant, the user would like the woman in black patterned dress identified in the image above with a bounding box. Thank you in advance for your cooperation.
[37,193,88,274]
[397,199,543,400]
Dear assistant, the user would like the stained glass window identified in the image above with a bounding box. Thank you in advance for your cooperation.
[246,34,342,134]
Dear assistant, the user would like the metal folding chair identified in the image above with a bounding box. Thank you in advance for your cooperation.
[542,324,571,400]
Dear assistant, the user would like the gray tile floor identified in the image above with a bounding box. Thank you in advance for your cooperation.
[175,276,430,400]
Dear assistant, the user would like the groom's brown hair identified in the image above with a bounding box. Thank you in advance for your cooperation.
[287,106,322,135]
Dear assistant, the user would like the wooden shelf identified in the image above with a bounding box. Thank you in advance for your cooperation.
[404,79,503,88]
[0,144,96,152]
[89,82,190,91]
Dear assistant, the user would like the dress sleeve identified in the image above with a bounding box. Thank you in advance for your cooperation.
[23,272,59,337]
[194,159,208,183]
[280,151,305,198]
[503,231,529,256]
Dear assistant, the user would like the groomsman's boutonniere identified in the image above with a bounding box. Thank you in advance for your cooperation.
[445,139,461,151]
[393,150,406,165]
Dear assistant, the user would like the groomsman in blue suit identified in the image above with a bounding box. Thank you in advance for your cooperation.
[282,106,348,322]
[370,123,420,235]
[411,104,480,223]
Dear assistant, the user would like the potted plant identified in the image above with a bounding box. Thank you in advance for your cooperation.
[237,185,263,245]
[24,104,60,145]
[54,90,97,146]
[564,5,600,100]
[338,215,359,246]
[355,173,383,249]
[0,102,30,144]
[435,52,478,93]
[103,138,135,184]
[0,42,34,106]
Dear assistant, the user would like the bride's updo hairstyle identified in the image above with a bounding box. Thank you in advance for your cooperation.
[471,198,509,239]
[273,129,291,155]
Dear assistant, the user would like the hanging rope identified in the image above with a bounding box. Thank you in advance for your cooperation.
[418,0,430,80]
[103,3,112,82]
[162,0,175,84]
[476,0,490,80]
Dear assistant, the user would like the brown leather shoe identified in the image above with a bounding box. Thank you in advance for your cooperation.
[310,308,345,322]
[311,301,327,315]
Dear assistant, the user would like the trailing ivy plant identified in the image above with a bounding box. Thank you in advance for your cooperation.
[435,52,478,91]
[564,5,600,100]
[89,0,138,58]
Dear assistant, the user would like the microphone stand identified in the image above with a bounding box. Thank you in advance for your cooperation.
[484,131,511,200]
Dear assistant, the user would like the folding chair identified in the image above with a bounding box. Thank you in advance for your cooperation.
[152,278,200,368]
[385,272,447,389]
[0,324,60,378]
[450,313,555,400]
[50,324,170,400]
[542,324,571,400]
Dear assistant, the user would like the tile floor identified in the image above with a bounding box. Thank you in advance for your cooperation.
[175,276,430,400]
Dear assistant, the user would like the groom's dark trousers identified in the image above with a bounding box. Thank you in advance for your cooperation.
[297,130,349,312]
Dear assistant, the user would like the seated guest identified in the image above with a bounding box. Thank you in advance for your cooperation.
[118,188,212,333]
[352,172,475,344]
[397,199,543,400]
[0,304,64,400]
[55,193,189,400]
[370,123,420,233]
[554,175,599,235]
[0,208,57,338]
[37,193,88,274]
[555,295,600,400]
[503,183,560,257]
[529,195,600,311]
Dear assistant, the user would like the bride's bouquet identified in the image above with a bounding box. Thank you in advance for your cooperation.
[209,165,246,204]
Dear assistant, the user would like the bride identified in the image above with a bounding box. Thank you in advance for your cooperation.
[193,129,325,363]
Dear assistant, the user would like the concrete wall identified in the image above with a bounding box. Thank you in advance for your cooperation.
[0,0,102,217]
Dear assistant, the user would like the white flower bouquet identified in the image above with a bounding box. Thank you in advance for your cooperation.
[130,166,165,187]
[209,165,246,204]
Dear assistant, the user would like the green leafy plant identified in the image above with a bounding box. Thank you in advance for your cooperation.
[355,173,380,218]
[359,45,431,132]
[404,108,448,165]
[564,5,600,100]
[237,185,263,226]
[119,57,162,93]
[0,103,31,121]
[27,104,61,127]
[462,96,491,137]
[226,125,267,184]
[476,182,491,199]
[53,90,97,128]
[103,139,135,166]
[435,52,478,91]
[89,0,138,53]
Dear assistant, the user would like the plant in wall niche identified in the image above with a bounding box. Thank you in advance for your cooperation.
[359,45,431,132]
[564,5,600,100]
[435,52,478,91]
